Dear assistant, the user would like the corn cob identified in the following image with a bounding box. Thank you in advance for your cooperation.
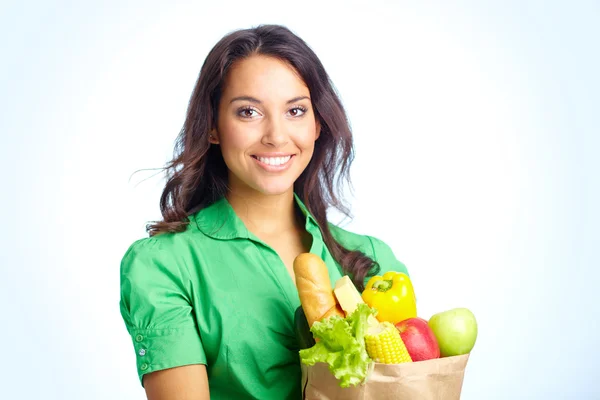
[365,322,413,364]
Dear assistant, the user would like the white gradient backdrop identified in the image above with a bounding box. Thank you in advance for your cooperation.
[1,1,598,399]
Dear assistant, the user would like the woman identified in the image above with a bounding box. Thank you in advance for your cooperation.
[119,24,409,399]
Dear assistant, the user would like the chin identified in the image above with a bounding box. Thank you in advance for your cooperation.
[254,182,295,196]
[228,166,303,197]
[243,175,296,196]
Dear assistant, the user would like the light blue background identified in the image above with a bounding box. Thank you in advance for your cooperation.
[1,1,598,399]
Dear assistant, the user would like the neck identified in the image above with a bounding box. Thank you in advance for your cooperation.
[226,186,301,237]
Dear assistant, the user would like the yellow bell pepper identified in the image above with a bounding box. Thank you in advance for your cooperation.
[362,272,417,324]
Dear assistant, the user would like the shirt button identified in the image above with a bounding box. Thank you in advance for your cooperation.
[135,334,144,342]
[140,363,149,371]
[138,349,146,356]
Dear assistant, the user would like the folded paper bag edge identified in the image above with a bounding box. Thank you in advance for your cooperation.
[303,354,469,380]
[301,354,470,400]
[377,354,470,377]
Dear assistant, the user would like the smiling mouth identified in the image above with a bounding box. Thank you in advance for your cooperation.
[251,155,294,166]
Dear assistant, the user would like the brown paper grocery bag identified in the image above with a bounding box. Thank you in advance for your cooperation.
[301,354,470,400]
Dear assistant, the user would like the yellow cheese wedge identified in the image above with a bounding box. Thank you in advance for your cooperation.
[334,276,364,314]
[334,276,379,327]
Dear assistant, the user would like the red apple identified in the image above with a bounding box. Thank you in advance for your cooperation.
[395,317,440,361]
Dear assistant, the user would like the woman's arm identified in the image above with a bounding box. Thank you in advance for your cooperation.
[144,364,210,400]
[120,240,210,399]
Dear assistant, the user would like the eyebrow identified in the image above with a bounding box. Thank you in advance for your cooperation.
[229,95,310,104]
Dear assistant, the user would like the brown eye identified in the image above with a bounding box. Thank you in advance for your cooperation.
[238,107,259,118]
[288,107,307,117]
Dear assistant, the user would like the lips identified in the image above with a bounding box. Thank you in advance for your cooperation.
[252,155,292,166]
[251,154,295,171]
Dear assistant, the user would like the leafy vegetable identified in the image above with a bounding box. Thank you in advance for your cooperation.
[299,303,376,387]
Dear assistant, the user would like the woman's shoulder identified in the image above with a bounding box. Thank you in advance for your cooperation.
[328,223,409,276]
[122,230,188,258]
[120,223,205,274]
[122,217,210,256]
[120,235,179,280]
[328,222,392,256]
[328,223,374,255]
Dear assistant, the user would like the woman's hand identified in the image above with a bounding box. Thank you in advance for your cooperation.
[144,364,210,400]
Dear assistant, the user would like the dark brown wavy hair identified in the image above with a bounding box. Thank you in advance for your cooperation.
[145,24,379,290]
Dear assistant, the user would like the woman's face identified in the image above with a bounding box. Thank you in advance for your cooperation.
[212,55,320,197]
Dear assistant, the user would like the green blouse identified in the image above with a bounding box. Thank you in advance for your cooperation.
[119,193,409,399]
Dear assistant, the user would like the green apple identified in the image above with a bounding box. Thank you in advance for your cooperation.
[428,308,477,357]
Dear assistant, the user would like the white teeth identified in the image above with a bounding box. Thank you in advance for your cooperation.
[257,156,291,166]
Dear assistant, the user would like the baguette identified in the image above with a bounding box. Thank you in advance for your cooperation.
[293,253,345,326]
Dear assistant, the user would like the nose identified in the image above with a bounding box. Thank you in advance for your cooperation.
[261,116,289,148]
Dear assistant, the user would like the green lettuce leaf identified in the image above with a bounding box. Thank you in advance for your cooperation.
[299,303,376,388]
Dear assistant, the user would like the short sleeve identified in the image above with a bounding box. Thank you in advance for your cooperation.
[367,235,410,277]
[119,238,206,387]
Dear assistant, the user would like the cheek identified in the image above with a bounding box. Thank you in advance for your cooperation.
[219,124,253,157]
[293,119,319,148]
